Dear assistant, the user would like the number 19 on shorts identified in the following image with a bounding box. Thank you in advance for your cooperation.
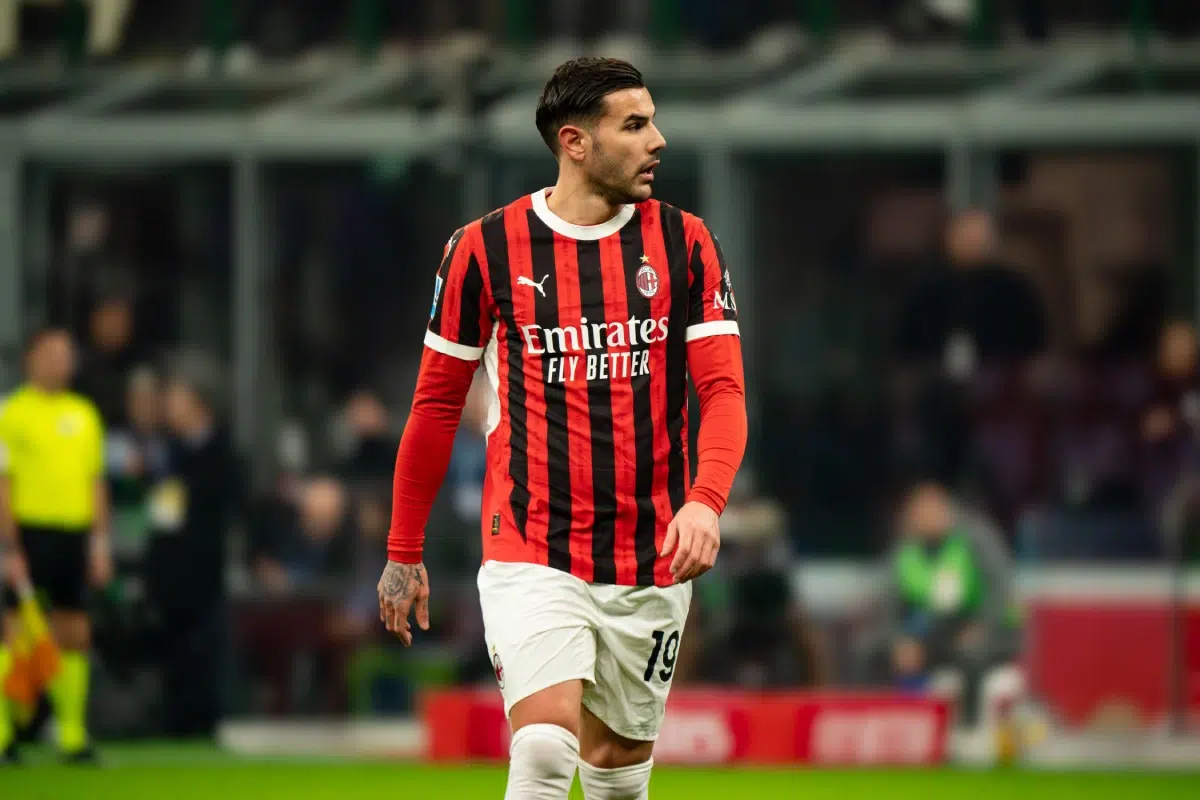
[643,629,679,683]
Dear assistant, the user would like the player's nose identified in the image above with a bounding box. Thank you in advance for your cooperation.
[648,124,666,154]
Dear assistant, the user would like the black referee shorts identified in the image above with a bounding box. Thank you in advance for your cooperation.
[3,524,89,612]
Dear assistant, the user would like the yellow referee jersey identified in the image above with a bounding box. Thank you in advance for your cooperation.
[0,385,104,529]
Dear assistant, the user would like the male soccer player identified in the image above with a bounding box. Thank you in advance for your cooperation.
[0,329,110,764]
[378,58,746,799]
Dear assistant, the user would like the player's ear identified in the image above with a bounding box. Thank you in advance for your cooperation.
[557,125,588,163]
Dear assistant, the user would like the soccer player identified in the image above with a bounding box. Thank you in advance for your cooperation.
[378,58,747,799]
[0,329,110,764]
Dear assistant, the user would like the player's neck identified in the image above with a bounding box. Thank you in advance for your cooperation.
[544,177,625,228]
[28,380,62,395]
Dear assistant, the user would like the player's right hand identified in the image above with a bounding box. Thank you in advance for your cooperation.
[377,560,431,647]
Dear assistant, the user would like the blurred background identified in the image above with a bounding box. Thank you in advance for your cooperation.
[1,0,1200,774]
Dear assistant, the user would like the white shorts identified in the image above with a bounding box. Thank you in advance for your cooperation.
[477,560,692,742]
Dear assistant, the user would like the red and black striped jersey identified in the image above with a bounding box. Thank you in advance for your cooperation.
[425,188,741,587]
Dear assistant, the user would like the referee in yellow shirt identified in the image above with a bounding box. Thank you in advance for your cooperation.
[0,328,111,764]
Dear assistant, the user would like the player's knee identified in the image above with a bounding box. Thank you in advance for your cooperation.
[507,723,579,798]
[578,758,653,800]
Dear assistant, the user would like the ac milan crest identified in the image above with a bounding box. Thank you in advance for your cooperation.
[636,264,659,298]
[493,651,505,688]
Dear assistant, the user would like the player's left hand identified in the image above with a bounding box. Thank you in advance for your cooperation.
[88,533,114,588]
[661,501,720,583]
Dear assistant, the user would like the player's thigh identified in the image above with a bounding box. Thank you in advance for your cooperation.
[477,560,598,733]
[583,581,692,745]
[510,678,586,737]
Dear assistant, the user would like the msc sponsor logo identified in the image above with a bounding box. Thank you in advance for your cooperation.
[712,289,736,313]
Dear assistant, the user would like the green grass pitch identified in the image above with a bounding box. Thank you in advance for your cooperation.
[2,744,1197,799]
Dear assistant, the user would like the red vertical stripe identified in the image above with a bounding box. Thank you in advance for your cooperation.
[598,234,638,585]
[553,233,595,582]
[506,204,550,568]
[641,211,678,586]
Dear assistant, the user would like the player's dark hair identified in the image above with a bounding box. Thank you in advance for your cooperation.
[536,58,645,156]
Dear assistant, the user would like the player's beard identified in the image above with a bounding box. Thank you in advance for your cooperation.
[586,140,646,206]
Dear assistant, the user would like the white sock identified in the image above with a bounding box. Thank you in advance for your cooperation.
[505,724,580,800]
[577,758,653,800]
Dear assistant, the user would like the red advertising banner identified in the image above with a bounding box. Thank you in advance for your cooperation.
[422,689,951,766]
[1025,601,1200,726]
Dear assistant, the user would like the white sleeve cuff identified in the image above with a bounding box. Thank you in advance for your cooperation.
[685,320,740,342]
[424,330,485,361]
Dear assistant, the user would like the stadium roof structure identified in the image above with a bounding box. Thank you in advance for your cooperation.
[1,38,1199,163]
[3,38,1200,460]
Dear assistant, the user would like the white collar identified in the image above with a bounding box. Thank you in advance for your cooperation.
[530,188,635,241]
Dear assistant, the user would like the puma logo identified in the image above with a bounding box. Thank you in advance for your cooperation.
[517,274,550,298]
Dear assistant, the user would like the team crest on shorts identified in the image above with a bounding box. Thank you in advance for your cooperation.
[493,650,505,688]
[635,262,659,298]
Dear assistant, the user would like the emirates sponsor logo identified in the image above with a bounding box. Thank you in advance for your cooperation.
[520,315,669,355]
[522,314,669,384]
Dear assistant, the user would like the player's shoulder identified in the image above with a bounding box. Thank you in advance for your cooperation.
[639,198,709,241]
[63,392,104,427]
[452,195,531,247]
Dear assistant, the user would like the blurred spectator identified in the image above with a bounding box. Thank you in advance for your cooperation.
[680,476,828,688]
[105,367,171,548]
[1141,322,1200,511]
[335,390,397,490]
[854,480,1021,724]
[76,294,143,425]
[897,209,1048,375]
[143,351,241,738]
[250,476,357,594]
[894,210,1049,487]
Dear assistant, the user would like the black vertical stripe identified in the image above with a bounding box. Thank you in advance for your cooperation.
[687,240,707,323]
[661,205,689,513]
[456,253,485,347]
[528,211,572,574]
[710,234,738,321]
[482,211,529,540]
[577,238,617,584]
[428,227,465,336]
[621,211,658,586]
